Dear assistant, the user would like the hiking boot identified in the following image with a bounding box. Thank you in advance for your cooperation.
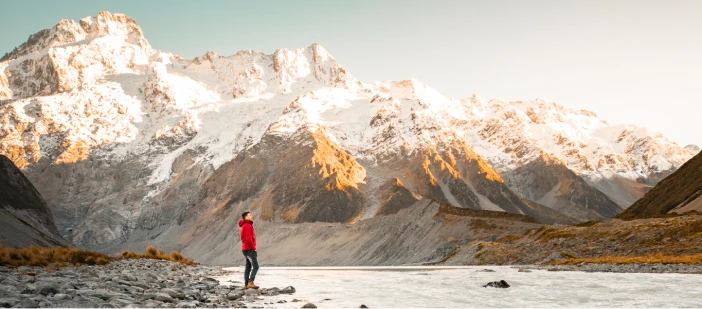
[246,281,259,289]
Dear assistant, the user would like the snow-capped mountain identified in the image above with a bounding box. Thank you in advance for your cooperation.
[0,12,696,250]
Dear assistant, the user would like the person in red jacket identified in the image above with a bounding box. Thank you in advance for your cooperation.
[239,211,259,289]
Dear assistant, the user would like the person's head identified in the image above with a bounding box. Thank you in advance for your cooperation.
[242,211,252,222]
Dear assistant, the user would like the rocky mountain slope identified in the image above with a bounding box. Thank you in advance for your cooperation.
[0,154,68,247]
[103,199,543,266]
[0,12,697,260]
[619,151,702,219]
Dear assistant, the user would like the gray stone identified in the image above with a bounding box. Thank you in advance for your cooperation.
[199,278,218,286]
[0,297,20,308]
[154,293,174,303]
[143,300,165,308]
[130,282,150,290]
[99,303,117,308]
[182,290,200,300]
[110,298,134,307]
[81,291,120,301]
[302,303,317,308]
[162,288,185,300]
[281,286,296,294]
[202,294,224,304]
[121,275,138,282]
[226,292,244,300]
[244,289,260,295]
[140,293,157,301]
[51,294,72,301]
[52,298,93,308]
[360,305,369,308]
[476,269,496,273]
[13,298,40,308]
[190,284,209,290]
[34,283,60,296]
[19,287,34,295]
[175,302,198,308]
[0,286,18,298]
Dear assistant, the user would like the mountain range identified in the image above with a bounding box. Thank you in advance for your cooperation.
[0,12,697,262]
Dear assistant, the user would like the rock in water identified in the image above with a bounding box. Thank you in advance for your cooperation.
[483,280,510,288]
[302,303,318,308]
[360,305,369,308]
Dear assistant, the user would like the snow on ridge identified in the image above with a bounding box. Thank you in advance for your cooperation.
[0,11,696,191]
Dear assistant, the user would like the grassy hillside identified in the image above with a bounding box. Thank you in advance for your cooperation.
[619,152,702,219]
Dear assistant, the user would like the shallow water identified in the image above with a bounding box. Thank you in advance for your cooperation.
[216,266,702,308]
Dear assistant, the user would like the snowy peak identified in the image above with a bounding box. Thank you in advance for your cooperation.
[0,11,153,100]
[458,95,693,182]
[1,11,147,62]
[186,43,360,98]
[79,11,145,39]
[685,144,701,153]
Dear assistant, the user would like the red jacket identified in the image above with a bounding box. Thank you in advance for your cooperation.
[239,220,256,251]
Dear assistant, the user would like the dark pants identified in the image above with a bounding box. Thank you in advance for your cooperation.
[242,250,259,285]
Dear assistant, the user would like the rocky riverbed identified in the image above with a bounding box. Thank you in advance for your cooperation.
[0,259,296,308]
[530,263,702,274]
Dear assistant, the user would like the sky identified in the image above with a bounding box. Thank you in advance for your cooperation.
[1,0,700,147]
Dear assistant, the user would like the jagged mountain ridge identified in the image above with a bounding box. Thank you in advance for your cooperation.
[0,12,696,252]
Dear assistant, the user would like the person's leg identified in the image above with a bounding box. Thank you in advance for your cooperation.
[243,250,252,287]
[249,251,259,283]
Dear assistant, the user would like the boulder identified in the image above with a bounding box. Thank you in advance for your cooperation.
[302,303,317,308]
[483,280,510,288]
[226,292,244,301]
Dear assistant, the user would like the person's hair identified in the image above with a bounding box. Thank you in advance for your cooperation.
[241,212,251,220]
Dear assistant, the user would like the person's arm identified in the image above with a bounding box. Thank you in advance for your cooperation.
[252,227,257,251]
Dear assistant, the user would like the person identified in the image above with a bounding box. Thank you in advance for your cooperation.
[239,211,259,289]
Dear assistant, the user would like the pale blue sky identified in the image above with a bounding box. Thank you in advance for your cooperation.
[2,0,700,147]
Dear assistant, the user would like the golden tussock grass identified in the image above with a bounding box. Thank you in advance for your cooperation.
[533,226,578,242]
[551,253,702,265]
[0,246,110,268]
[119,245,197,266]
[0,245,196,268]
